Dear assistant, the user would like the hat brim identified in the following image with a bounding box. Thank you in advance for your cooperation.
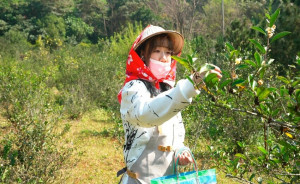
[133,30,184,55]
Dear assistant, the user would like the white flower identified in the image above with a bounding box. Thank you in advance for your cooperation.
[266,27,272,32]
[231,72,238,79]
[235,58,242,65]
[266,25,276,38]
[268,32,274,38]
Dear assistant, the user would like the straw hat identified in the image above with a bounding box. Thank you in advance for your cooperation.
[133,25,184,55]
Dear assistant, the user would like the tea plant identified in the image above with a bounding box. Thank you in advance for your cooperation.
[0,61,70,183]
[173,9,299,183]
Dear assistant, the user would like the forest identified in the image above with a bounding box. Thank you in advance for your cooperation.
[0,0,299,183]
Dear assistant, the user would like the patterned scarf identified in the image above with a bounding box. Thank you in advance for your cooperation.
[117,25,178,103]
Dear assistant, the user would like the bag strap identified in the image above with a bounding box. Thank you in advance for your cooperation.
[117,167,127,177]
[173,147,200,184]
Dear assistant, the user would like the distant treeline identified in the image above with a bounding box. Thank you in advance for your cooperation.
[0,0,299,66]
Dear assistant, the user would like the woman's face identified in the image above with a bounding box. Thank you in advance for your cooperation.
[150,46,172,63]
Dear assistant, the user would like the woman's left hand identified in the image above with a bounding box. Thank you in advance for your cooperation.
[178,150,193,166]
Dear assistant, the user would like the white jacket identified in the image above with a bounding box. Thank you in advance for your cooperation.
[120,78,199,171]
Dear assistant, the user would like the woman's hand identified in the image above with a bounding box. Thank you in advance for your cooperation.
[193,64,222,88]
[178,150,193,166]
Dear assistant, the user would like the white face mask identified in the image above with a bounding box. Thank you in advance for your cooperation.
[149,58,171,79]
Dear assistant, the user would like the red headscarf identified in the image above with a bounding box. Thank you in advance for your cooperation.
[117,25,178,103]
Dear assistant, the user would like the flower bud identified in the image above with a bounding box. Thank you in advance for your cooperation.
[258,80,264,86]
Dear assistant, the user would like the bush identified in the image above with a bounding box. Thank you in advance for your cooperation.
[0,60,69,183]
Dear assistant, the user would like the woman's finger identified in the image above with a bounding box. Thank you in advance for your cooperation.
[208,64,221,73]
[210,70,223,78]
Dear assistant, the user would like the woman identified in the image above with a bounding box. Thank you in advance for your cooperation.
[117,25,222,184]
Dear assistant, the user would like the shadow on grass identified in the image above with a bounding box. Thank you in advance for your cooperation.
[80,129,110,137]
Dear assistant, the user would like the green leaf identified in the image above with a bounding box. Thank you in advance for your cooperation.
[254,52,262,66]
[230,50,239,59]
[171,55,188,64]
[245,60,257,67]
[205,73,218,83]
[272,109,280,116]
[249,174,256,181]
[295,89,300,98]
[292,80,300,87]
[260,103,269,113]
[187,55,193,65]
[280,87,288,97]
[268,87,277,92]
[172,55,193,72]
[205,73,218,88]
[211,77,219,84]
[232,79,245,86]
[235,153,247,160]
[258,146,268,155]
[236,64,249,70]
[259,67,266,79]
[225,42,234,52]
[257,87,271,101]
[270,31,291,43]
[186,75,194,85]
[237,141,245,148]
[277,76,290,84]
[251,26,266,35]
[220,79,232,88]
[265,13,271,19]
[223,53,230,60]
[249,39,266,54]
[270,9,280,27]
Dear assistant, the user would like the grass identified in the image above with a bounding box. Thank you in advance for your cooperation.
[56,109,125,184]
[56,109,239,184]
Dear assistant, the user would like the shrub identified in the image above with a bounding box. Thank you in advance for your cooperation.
[175,9,299,183]
[0,60,69,183]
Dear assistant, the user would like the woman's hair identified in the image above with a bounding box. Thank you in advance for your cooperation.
[136,34,173,96]
[136,34,174,66]
[138,79,171,97]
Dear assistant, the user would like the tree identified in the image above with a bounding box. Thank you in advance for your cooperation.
[65,17,94,43]
[77,0,108,41]
[198,0,243,39]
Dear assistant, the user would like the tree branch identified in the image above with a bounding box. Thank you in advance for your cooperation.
[212,102,298,128]
[225,174,255,184]
[274,172,300,176]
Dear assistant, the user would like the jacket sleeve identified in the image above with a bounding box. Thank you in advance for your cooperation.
[120,79,200,127]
